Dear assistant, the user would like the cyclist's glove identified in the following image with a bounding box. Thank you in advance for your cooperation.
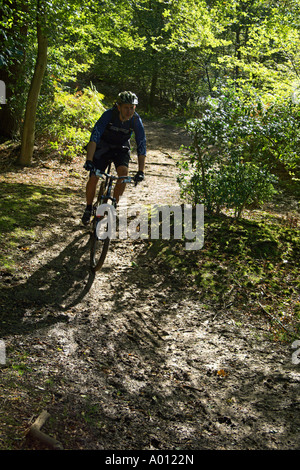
[83,160,95,172]
[134,170,144,186]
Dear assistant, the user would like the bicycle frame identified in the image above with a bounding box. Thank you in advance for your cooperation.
[94,168,133,207]
[89,162,135,272]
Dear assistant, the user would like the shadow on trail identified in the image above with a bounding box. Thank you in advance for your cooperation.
[65,238,299,450]
[0,229,95,336]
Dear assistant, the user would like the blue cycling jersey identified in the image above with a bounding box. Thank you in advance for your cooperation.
[90,106,146,157]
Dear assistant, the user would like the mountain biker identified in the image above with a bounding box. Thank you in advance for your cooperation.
[81,91,146,225]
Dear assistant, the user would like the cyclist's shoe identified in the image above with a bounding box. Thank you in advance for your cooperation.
[81,207,92,225]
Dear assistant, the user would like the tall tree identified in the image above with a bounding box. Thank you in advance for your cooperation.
[18,0,47,165]
[16,0,131,165]
[209,0,300,98]
[91,0,218,108]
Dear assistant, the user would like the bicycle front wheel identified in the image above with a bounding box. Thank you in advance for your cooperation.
[90,181,110,272]
[90,207,112,272]
[90,226,110,272]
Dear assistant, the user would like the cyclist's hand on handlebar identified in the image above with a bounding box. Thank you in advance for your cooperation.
[134,170,144,186]
[83,160,95,172]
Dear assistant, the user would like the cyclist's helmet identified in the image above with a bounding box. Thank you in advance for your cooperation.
[117,91,138,105]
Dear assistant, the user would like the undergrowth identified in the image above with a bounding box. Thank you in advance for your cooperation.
[146,209,300,342]
[0,181,76,272]
[36,83,105,162]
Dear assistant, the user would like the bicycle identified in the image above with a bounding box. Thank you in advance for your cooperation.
[89,161,135,272]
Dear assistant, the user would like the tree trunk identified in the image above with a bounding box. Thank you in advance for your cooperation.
[235,26,241,82]
[18,21,47,166]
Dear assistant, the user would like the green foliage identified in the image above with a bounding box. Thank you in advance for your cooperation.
[89,0,300,113]
[183,155,277,218]
[177,89,286,217]
[209,0,300,97]
[37,83,105,161]
[2,0,300,160]
[256,99,300,173]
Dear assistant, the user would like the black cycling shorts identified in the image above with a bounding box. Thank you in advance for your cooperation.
[93,146,131,173]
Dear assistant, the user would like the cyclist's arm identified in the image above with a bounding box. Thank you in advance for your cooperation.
[86,109,112,162]
[86,141,96,161]
[134,114,147,167]
[89,109,112,145]
[138,154,146,173]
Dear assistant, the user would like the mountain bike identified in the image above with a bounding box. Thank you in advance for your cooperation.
[89,162,134,272]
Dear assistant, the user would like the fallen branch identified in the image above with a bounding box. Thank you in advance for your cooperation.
[26,410,63,450]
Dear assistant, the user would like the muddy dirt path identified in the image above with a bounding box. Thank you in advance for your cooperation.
[1,120,300,451]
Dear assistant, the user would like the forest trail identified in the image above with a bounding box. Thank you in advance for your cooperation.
[1,119,299,450]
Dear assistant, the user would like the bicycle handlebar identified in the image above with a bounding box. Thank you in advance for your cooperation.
[94,169,135,184]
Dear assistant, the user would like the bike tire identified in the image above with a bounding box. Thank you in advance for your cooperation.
[90,181,110,272]
[90,231,110,272]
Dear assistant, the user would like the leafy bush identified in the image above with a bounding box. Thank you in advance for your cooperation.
[177,89,300,217]
[256,99,300,174]
[37,82,105,161]
[178,150,277,217]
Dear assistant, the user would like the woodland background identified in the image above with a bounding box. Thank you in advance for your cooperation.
[1,0,299,166]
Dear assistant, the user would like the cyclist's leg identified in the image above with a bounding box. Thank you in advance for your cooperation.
[86,173,99,206]
[82,148,109,224]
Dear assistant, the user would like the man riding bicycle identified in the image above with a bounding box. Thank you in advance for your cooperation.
[82,91,146,225]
